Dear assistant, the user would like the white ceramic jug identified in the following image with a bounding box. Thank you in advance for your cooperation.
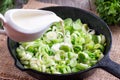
[0,9,62,42]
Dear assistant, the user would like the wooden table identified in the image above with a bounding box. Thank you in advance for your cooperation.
[0,0,120,80]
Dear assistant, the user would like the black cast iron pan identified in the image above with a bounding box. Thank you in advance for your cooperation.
[7,6,120,80]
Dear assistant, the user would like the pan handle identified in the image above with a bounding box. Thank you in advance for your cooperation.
[98,55,120,79]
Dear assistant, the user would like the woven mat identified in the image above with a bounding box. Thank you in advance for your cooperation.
[0,0,120,80]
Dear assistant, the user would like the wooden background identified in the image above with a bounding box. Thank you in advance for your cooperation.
[38,0,96,10]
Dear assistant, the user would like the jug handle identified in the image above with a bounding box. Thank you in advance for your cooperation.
[0,13,6,35]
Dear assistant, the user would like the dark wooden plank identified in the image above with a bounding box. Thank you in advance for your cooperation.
[37,0,92,10]
[37,0,96,11]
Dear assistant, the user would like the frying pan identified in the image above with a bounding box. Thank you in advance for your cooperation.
[7,6,120,80]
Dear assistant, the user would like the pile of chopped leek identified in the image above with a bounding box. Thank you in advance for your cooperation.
[16,18,106,74]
